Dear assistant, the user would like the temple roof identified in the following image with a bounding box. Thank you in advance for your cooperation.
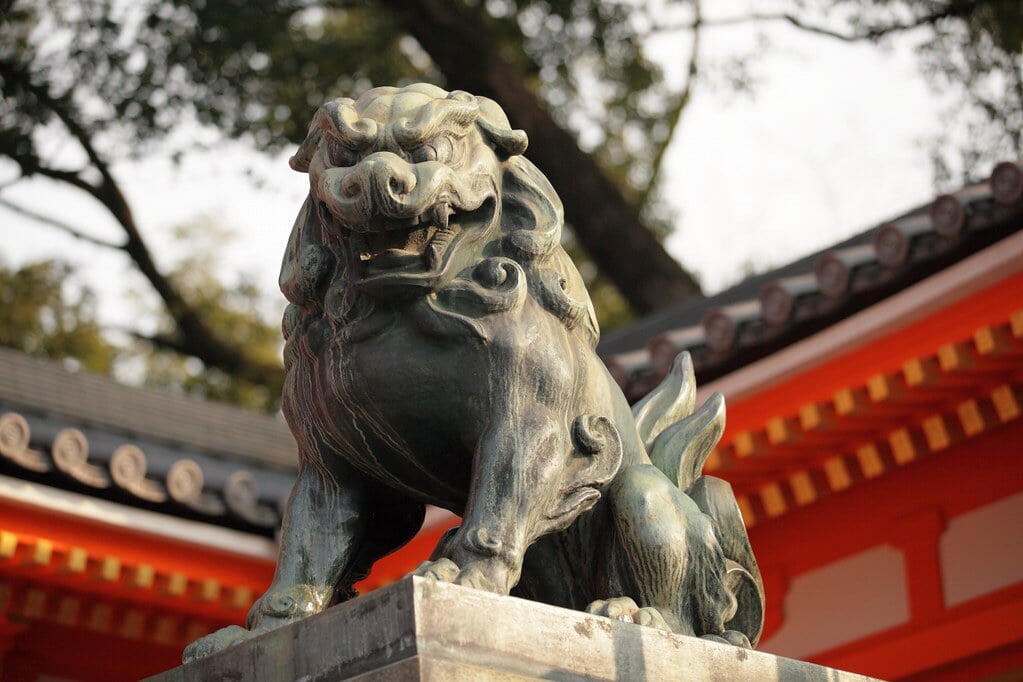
[599,161,1023,403]
[0,346,297,534]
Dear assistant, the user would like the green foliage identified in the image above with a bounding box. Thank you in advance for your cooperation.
[0,259,118,373]
[0,0,680,198]
[0,241,285,412]
[3,0,1021,407]
[136,277,285,411]
[0,0,689,369]
[149,0,682,195]
[134,219,286,411]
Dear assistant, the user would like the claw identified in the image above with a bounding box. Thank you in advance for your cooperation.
[410,557,460,583]
[182,624,251,664]
[703,629,752,648]
[585,597,674,632]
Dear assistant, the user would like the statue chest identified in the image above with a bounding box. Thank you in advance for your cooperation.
[307,323,499,504]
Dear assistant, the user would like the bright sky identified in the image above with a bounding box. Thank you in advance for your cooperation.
[1,7,952,341]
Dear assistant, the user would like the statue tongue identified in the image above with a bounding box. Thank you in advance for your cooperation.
[361,225,439,267]
[368,249,423,270]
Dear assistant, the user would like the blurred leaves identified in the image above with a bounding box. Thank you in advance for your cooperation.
[0,259,118,374]
[0,0,692,216]
[2,0,1021,407]
[0,228,286,412]
[137,219,285,410]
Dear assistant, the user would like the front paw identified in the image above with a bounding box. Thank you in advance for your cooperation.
[252,584,332,620]
[183,584,333,664]
[411,557,461,582]
[586,597,675,632]
[183,624,252,663]
[702,629,752,648]
[409,557,513,594]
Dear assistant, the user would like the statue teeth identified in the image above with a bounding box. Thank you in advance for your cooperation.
[431,203,452,230]
[350,233,369,258]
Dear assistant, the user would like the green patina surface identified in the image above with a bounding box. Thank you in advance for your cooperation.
[184,84,764,664]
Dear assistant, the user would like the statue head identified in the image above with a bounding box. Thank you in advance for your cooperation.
[279,83,597,353]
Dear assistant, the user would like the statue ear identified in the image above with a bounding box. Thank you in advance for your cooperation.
[289,120,325,173]
[477,117,528,158]
[501,156,564,260]
[279,196,331,306]
[475,95,528,158]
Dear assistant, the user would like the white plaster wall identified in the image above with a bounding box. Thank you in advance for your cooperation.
[758,545,910,660]
[941,491,1023,607]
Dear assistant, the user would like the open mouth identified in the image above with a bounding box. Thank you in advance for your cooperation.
[350,199,494,281]
[353,203,456,273]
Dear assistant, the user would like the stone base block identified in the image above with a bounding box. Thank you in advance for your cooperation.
[149,577,879,681]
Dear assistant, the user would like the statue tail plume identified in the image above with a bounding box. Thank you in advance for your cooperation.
[631,352,724,489]
[631,351,765,646]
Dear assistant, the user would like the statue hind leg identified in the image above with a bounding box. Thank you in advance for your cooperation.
[589,464,739,640]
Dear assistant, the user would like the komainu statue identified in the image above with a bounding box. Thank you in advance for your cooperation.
[184,83,764,662]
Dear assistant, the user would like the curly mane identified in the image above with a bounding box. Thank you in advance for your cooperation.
[278,88,599,368]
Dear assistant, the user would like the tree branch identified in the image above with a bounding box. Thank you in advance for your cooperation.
[30,165,104,197]
[651,1,987,42]
[382,0,703,313]
[129,331,200,357]
[0,57,281,385]
[0,197,125,250]
[638,0,701,210]
[131,330,284,388]
[0,59,110,180]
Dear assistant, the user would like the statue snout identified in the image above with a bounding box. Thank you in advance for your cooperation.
[364,153,418,207]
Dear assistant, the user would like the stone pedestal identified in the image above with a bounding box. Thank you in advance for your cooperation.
[149,577,878,681]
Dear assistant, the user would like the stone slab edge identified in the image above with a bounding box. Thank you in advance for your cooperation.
[148,577,882,681]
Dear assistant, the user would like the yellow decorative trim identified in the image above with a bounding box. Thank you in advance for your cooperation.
[855,443,885,479]
[0,532,16,559]
[993,384,1021,421]
[0,528,260,622]
[741,309,1023,529]
[787,471,817,506]
[62,547,88,573]
[760,483,787,518]
[131,563,155,589]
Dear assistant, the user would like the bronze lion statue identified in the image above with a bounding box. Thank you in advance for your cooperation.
[184,83,764,662]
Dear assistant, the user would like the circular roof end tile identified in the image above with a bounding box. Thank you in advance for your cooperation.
[991,161,1023,205]
[930,194,965,238]
[873,222,911,268]
[703,310,738,354]
[759,283,794,327]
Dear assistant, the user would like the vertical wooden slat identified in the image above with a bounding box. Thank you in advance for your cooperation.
[823,456,852,491]
[992,384,1021,422]
[787,470,817,506]
[760,483,788,518]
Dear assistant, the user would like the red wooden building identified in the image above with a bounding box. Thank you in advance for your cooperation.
[1,161,1020,680]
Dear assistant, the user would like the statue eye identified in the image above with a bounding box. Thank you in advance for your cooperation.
[411,135,455,164]
[326,138,358,167]
[411,144,436,163]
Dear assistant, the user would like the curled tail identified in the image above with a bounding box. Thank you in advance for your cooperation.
[631,351,766,646]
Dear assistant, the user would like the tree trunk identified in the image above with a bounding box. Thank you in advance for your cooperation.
[384,0,703,314]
